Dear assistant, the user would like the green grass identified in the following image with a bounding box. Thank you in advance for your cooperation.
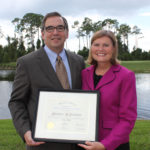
[121,60,150,73]
[1,60,150,73]
[0,119,25,150]
[86,60,150,73]
[0,119,150,150]
[0,62,16,70]
[130,120,150,150]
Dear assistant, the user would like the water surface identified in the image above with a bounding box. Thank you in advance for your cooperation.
[0,72,150,119]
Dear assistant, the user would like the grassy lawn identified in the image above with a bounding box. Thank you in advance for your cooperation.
[130,120,150,150]
[0,120,25,150]
[121,60,150,73]
[0,119,150,150]
[0,62,16,70]
[0,60,150,73]
[86,60,150,73]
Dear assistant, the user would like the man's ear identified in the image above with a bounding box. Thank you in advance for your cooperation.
[41,31,45,40]
[66,31,69,39]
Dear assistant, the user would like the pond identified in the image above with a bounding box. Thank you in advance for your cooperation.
[0,71,150,120]
[0,70,15,77]
[0,81,12,119]
[136,73,150,119]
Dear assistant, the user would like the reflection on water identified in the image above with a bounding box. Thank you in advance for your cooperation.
[0,70,15,77]
[0,73,150,119]
[0,81,12,119]
[136,73,150,119]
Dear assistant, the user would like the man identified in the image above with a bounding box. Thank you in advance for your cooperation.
[8,12,85,150]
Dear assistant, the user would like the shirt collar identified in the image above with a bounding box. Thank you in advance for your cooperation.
[44,45,67,63]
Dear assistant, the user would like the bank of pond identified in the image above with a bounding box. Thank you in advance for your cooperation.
[0,71,150,120]
[0,60,150,77]
[0,71,15,81]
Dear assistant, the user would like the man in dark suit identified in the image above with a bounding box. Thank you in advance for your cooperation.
[8,12,85,150]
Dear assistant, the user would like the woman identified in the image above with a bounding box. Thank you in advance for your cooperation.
[78,30,137,150]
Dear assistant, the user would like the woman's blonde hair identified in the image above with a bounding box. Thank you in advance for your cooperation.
[87,30,120,65]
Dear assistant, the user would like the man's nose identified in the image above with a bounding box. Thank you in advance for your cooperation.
[53,28,59,34]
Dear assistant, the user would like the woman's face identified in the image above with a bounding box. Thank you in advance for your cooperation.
[91,36,114,65]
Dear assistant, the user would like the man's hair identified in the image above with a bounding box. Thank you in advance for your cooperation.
[41,12,69,31]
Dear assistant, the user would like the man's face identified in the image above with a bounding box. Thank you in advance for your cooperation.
[42,16,68,53]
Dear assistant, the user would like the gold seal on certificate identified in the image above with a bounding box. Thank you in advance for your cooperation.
[33,89,100,143]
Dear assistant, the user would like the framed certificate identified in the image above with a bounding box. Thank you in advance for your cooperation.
[32,89,100,143]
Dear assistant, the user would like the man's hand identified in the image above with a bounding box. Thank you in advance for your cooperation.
[78,141,106,150]
[24,130,45,146]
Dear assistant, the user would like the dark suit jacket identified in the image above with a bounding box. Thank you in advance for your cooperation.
[8,47,85,150]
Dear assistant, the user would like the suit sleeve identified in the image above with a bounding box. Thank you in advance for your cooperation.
[8,58,31,141]
[78,55,85,70]
[101,71,137,150]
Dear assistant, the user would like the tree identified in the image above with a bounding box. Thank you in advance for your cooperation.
[131,25,142,49]
[131,48,142,60]
[81,17,93,49]
[19,13,43,49]
[7,37,18,62]
[72,21,82,50]
[17,36,26,57]
[92,21,102,32]
[0,26,4,38]
[77,46,89,60]
[0,45,3,63]
[36,39,41,49]
[117,24,131,51]
[102,18,119,33]
[117,34,124,59]
[141,51,150,60]
[12,18,22,35]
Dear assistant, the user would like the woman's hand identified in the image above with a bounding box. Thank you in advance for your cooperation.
[78,141,106,150]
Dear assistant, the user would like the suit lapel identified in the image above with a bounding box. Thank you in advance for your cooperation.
[66,51,76,88]
[36,48,61,87]
[95,65,121,90]
[86,65,95,90]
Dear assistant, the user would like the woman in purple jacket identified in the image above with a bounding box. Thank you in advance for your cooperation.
[78,30,137,150]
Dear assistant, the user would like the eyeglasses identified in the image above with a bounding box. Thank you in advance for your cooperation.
[44,25,65,33]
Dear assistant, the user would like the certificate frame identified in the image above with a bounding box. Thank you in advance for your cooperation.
[32,89,100,143]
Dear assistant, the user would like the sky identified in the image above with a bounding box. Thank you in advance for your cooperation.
[0,0,150,52]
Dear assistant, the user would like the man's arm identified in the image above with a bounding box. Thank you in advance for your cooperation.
[8,58,31,141]
[9,58,45,146]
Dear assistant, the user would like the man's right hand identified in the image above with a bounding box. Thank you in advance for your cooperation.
[24,130,45,146]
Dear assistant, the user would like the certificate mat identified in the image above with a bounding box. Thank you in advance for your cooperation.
[33,90,99,143]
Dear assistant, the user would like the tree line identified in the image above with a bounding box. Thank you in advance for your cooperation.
[72,17,150,60]
[0,12,150,63]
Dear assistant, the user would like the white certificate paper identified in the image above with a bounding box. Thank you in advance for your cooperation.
[33,90,99,143]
